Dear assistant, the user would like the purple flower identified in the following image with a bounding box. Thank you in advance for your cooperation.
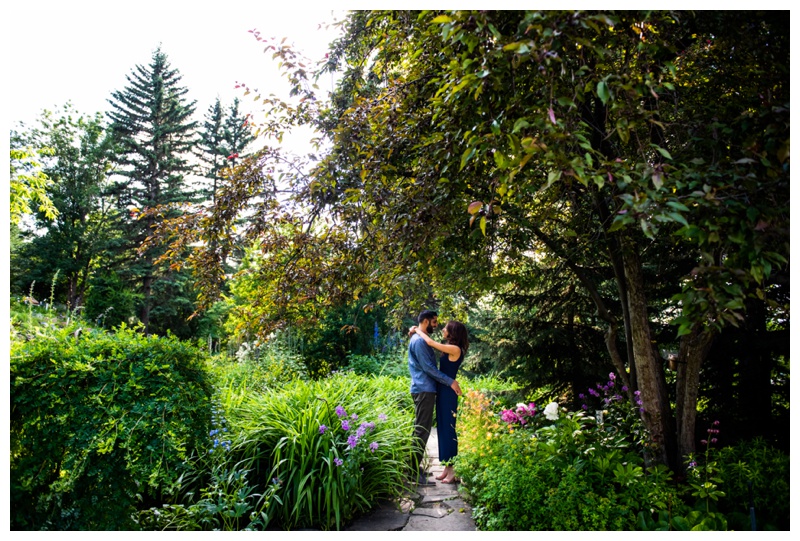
[711,438,718,444]
[319,424,328,434]
[622,386,628,392]
[335,406,347,418]
[356,424,367,437]
[365,422,375,431]
[688,461,697,469]
[334,457,344,467]
[578,393,585,399]
[341,420,350,431]
[348,435,359,448]
[609,372,616,381]
[501,410,520,424]
[378,413,387,421]
[588,388,599,397]
[634,390,641,396]
[701,439,708,445]
[713,420,720,426]
[582,404,588,410]
[369,442,379,452]
[351,413,358,420]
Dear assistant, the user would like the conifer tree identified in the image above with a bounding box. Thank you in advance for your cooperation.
[106,46,198,334]
[196,97,254,204]
[196,97,227,204]
[223,97,254,166]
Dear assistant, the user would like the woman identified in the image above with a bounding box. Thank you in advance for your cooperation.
[410,320,469,483]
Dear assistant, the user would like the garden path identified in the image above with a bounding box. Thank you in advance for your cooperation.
[345,427,477,531]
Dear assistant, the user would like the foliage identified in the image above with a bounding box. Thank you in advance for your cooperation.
[148,10,788,468]
[83,270,142,329]
[9,145,57,225]
[136,397,271,531]
[209,343,309,396]
[196,97,255,204]
[345,349,407,378]
[715,438,790,530]
[457,379,687,530]
[10,324,214,530]
[219,372,414,530]
[106,45,199,334]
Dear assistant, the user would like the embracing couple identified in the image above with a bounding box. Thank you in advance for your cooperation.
[407,309,469,486]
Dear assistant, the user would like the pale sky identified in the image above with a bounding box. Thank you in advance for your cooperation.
[8,2,345,125]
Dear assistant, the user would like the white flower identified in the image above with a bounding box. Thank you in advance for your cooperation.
[544,402,559,421]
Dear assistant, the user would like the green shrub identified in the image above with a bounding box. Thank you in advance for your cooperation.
[457,373,685,530]
[345,349,407,377]
[209,343,308,397]
[10,325,214,529]
[712,437,789,530]
[136,398,272,531]
[219,372,414,530]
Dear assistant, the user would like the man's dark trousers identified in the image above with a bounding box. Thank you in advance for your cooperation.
[411,391,436,473]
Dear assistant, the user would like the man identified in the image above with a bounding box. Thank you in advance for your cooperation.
[408,309,462,486]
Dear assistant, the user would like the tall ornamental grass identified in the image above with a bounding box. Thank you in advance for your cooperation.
[221,372,414,530]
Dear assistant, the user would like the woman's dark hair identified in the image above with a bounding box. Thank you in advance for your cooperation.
[444,320,469,354]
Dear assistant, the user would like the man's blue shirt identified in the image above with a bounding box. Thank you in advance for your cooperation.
[408,334,454,393]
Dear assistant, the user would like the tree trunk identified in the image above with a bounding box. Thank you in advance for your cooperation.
[675,325,715,470]
[621,240,672,467]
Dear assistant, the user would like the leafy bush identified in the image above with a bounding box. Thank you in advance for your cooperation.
[457,373,686,530]
[209,342,308,396]
[219,372,414,530]
[707,437,789,530]
[10,325,214,530]
[136,398,272,531]
[345,349,407,377]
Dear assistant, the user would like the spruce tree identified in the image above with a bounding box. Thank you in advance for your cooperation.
[196,97,227,204]
[196,97,254,204]
[106,46,198,334]
[223,97,254,166]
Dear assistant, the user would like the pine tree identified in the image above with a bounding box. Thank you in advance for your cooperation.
[196,97,254,204]
[106,46,198,334]
[196,97,227,204]
[223,98,254,166]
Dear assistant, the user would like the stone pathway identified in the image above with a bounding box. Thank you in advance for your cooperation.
[345,427,477,531]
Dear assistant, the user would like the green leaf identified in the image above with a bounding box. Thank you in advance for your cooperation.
[597,81,610,105]
[460,148,475,171]
[667,212,689,227]
[479,216,487,236]
[671,516,691,530]
[512,118,530,133]
[431,15,453,24]
[667,200,690,212]
[652,145,673,160]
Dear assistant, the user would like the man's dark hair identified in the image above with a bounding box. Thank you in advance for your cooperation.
[418,310,438,324]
